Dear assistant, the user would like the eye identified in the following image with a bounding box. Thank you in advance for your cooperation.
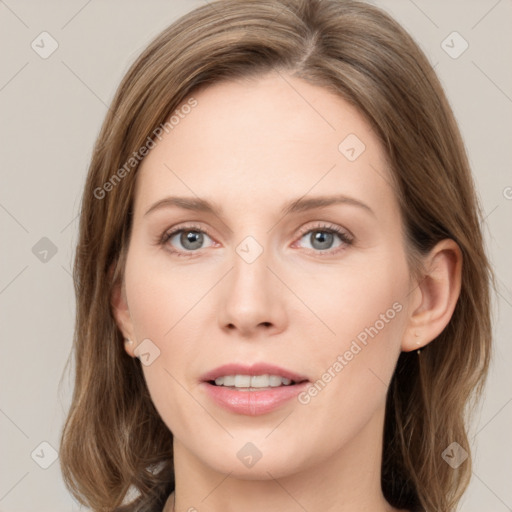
[159,222,353,257]
[295,224,353,254]
[161,225,216,255]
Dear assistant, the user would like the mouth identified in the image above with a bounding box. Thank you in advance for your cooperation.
[207,374,307,391]
[200,363,310,416]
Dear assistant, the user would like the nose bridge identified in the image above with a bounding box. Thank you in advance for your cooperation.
[235,234,266,267]
[217,232,286,335]
[230,234,273,307]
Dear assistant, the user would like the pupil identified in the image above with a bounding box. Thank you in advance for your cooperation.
[181,231,203,250]
[311,231,333,250]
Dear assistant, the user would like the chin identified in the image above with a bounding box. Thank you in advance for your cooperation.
[183,434,315,480]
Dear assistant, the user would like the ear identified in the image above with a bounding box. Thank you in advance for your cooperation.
[402,239,462,352]
[110,265,137,358]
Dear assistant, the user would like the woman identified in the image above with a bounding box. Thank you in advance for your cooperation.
[59,0,493,511]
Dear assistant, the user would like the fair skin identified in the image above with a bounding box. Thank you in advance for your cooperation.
[112,72,461,512]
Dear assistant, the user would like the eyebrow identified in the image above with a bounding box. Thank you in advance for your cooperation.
[144,194,375,218]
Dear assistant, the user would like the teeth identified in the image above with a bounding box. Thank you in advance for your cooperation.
[213,374,294,388]
[235,375,251,387]
[270,375,290,386]
[222,375,235,386]
[251,375,271,387]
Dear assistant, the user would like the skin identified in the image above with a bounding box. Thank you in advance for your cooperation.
[112,71,462,512]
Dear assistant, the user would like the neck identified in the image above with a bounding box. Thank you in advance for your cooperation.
[165,403,404,512]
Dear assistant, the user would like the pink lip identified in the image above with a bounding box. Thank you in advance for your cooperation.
[201,381,309,416]
[200,363,309,416]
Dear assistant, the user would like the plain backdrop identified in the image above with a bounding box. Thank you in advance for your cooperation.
[0,0,511,510]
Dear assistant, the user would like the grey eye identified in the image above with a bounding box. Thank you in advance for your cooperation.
[169,230,210,251]
[298,230,343,251]
[310,231,334,250]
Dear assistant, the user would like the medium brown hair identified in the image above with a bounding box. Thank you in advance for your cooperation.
[59,0,494,510]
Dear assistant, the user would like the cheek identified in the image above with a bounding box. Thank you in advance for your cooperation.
[124,242,213,341]
[290,245,409,358]
[123,247,216,433]
[294,249,409,418]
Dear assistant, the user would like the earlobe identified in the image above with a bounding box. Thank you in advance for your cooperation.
[124,338,135,356]
[110,272,137,357]
[402,239,462,352]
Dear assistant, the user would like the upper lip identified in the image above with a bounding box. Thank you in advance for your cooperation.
[201,363,309,383]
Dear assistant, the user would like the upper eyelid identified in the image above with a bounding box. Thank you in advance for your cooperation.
[296,222,352,238]
[161,223,214,242]
[163,222,348,237]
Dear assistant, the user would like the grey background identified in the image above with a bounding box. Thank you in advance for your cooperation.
[0,0,511,510]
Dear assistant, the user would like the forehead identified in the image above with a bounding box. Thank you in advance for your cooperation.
[134,72,395,219]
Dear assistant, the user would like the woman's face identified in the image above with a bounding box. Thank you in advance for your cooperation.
[115,72,417,479]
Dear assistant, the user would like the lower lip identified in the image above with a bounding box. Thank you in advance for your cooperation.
[201,381,309,416]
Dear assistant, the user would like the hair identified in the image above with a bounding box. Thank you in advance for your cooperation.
[59,0,494,510]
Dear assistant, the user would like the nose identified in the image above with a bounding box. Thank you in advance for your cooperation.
[217,243,288,338]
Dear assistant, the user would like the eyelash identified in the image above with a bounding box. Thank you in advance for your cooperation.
[159,222,354,258]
